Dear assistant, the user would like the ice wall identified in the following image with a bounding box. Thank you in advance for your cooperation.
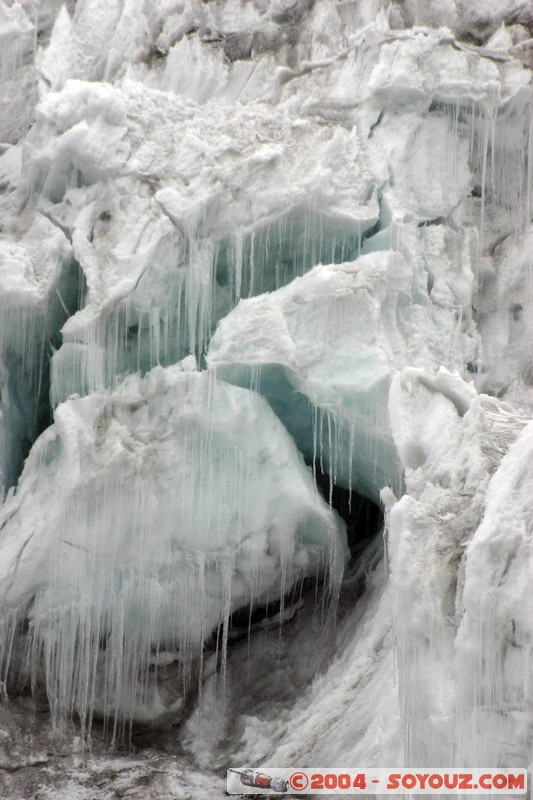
[0,212,78,491]
[0,363,346,732]
[387,368,529,767]
[0,0,532,786]
[180,368,531,776]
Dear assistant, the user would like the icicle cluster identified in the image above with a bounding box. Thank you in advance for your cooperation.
[0,367,346,736]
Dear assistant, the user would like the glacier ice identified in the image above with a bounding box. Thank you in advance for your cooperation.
[455,418,533,767]
[18,74,380,408]
[387,367,529,767]
[0,213,79,492]
[207,248,477,503]
[184,366,530,774]
[0,0,532,794]
[0,363,346,733]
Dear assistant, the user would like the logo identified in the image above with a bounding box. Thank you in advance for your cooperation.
[290,771,309,791]
[228,768,289,793]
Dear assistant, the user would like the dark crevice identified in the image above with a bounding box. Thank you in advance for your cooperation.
[2,259,87,494]
[311,461,384,562]
[427,99,468,124]
[360,191,384,244]
[467,361,484,374]
[227,578,312,641]
[368,109,385,139]
[360,215,381,243]
[418,216,447,227]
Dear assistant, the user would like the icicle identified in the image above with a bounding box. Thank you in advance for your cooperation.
[0,368,346,738]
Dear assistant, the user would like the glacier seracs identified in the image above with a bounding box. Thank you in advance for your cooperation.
[0,0,532,797]
[387,368,530,768]
[0,363,346,733]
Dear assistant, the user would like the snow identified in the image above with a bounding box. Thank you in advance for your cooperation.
[0,2,37,144]
[456,418,533,767]
[387,367,528,766]
[0,0,532,797]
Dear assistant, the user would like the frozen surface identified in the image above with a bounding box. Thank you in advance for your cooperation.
[0,364,345,731]
[181,368,529,775]
[0,211,75,491]
[208,248,477,503]
[0,1,532,798]
[387,367,530,767]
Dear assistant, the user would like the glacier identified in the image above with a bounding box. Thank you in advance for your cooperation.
[0,363,346,738]
[0,0,532,798]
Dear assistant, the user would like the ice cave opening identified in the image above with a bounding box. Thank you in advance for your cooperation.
[312,460,384,572]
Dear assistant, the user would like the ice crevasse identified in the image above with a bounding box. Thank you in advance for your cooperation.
[0,0,532,780]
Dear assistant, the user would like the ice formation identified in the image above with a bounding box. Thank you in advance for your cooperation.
[0,0,532,793]
[0,363,346,734]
